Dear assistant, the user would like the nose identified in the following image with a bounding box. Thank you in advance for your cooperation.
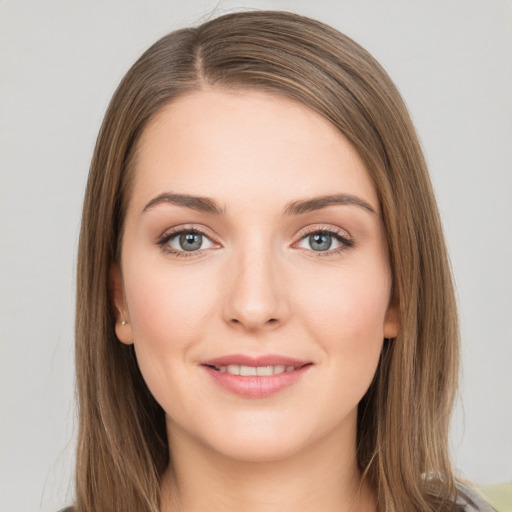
[222,238,289,332]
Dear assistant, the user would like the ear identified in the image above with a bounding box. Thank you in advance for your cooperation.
[383,295,400,339]
[110,264,134,345]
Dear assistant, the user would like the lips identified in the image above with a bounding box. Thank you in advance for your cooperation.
[201,354,312,398]
[210,364,300,376]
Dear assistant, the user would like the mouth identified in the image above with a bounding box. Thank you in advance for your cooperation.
[204,363,309,376]
[201,354,313,398]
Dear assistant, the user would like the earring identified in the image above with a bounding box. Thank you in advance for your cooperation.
[117,307,128,326]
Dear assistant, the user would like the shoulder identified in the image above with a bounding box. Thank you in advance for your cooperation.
[456,481,496,512]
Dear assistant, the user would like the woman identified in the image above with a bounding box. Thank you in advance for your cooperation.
[69,10,493,512]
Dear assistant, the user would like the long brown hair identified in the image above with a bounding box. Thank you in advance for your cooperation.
[75,10,459,512]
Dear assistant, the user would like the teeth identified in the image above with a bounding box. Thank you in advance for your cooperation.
[216,364,298,376]
[240,365,257,376]
[256,366,273,376]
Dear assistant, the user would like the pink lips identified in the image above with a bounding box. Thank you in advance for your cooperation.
[201,354,312,399]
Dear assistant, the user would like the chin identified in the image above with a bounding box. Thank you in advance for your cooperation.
[204,429,308,463]
[181,405,354,465]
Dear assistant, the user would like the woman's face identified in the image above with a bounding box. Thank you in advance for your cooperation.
[113,89,399,462]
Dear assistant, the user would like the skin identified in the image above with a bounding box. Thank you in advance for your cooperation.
[112,89,400,512]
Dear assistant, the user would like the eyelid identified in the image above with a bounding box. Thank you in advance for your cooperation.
[157,224,219,243]
[292,224,354,255]
[156,224,222,257]
[294,224,351,240]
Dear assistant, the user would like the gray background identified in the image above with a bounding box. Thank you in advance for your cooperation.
[1,1,511,511]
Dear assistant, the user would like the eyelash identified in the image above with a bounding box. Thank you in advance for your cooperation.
[295,226,354,257]
[156,225,354,258]
[157,226,216,258]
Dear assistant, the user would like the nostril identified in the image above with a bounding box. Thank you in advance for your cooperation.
[230,318,279,329]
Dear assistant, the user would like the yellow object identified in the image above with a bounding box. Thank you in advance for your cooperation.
[478,483,512,512]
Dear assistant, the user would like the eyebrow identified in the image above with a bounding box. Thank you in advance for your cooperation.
[143,193,226,215]
[283,194,376,216]
[142,192,376,216]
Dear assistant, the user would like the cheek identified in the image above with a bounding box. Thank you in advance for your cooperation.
[125,260,216,344]
[121,261,219,402]
[293,258,390,385]
[297,260,391,341]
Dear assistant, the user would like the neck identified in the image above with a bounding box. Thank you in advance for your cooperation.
[160,422,376,512]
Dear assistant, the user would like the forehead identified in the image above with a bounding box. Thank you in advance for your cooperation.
[130,88,379,214]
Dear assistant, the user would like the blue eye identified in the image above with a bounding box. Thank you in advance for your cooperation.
[296,230,353,253]
[163,230,213,252]
[308,233,333,251]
